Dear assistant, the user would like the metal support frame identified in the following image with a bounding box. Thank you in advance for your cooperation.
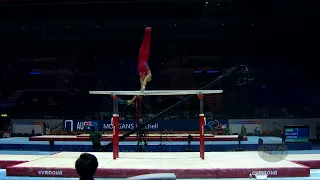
[111,93,206,160]
[110,92,206,160]
[136,96,141,127]
[198,94,205,160]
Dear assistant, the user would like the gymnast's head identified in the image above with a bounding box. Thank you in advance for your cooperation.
[75,153,98,180]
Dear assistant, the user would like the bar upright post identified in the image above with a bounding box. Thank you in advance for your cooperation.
[198,94,205,160]
[135,96,141,127]
[112,95,119,159]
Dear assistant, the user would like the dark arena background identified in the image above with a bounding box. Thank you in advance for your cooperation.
[0,0,320,179]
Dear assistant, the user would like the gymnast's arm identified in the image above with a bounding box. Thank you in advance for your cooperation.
[118,97,130,105]
[117,96,137,105]
[127,95,137,105]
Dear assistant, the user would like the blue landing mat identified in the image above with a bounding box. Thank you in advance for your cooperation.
[0,137,312,152]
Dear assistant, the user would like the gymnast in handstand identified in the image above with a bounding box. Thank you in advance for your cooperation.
[125,27,152,105]
[138,27,152,92]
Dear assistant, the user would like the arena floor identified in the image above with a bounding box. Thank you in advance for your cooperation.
[0,150,320,179]
[0,137,317,179]
[1,168,320,180]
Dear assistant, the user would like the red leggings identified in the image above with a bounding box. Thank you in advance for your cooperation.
[138,28,151,73]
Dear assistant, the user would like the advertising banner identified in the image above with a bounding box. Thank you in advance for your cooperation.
[63,119,228,132]
[64,120,100,132]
